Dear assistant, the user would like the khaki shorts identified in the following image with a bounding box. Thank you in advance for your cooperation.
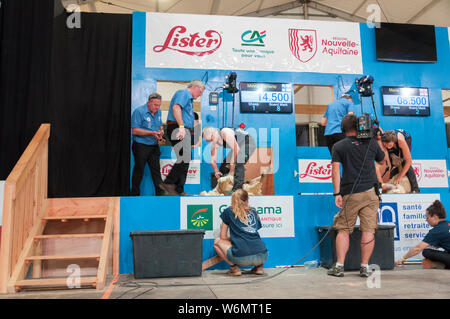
[332,187,379,234]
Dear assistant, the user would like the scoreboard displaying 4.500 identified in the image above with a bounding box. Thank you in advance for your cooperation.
[381,86,430,116]
[240,82,293,114]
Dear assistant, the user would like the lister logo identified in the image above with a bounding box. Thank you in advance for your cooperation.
[153,26,222,56]
[162,163,198,177]
[299,162,332,180]
[187,205,213,230]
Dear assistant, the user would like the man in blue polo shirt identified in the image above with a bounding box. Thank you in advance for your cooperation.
[321,94,354,154]
[130,93,164,196]
[159,80,205,196]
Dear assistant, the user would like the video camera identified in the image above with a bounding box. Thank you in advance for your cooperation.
[355,75,380,139]
[223,72,238,93]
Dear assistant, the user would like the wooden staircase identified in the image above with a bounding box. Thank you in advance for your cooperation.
[0,125,120,293]
[7,197,119,292]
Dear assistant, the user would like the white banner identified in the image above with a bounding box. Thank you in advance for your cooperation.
[379,193,440,261]
[146,12,363,74]
[298,159,449,189]
[298,159,332,183]
[180,196,295,239]
[160,159,200,184]
[412,160,448,188]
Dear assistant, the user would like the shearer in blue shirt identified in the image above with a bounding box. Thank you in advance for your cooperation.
[130,93,164,196]
[159,80,205,196]
[321,94,354,154]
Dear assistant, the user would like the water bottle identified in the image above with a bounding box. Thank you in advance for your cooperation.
[304,260,319,269]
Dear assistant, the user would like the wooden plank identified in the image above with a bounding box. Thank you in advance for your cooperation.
[7,125,50,193]
[48,197,111,216]
[0,184,16,293]
[96,198,116,290]
[444,106,450,117]
[202,256,223,270]
[15,276,97,289]
[295,104,328,114]
[112,198,121,276]
[7,219,47,293]
[34,234,104,240]
[43,215,107,221]
[25,254,100,261]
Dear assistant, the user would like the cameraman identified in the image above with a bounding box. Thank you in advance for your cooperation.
[328,114,385,278]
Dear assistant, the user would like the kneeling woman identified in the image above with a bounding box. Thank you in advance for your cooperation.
[213,189,268,276]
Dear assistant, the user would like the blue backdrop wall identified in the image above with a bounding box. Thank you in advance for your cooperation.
[120,13,450,274]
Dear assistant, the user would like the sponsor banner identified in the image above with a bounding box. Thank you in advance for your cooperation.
[298,159,448,188]
[160,159,200,184]
[379,194,440,261]
[180,196,295,239]
[146,12,362,74]
[412,160,448,188]
[298,159,332,183]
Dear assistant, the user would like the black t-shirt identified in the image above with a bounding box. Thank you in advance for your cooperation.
[332,136,385,196]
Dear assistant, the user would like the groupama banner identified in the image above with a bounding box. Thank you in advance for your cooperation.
[180,196,295,239]
[145,12,363,74]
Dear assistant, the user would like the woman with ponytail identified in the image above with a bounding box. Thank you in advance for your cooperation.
[213,189,268,276]
[395,200,450,269]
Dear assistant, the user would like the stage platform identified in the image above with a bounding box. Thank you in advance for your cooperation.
[0,265,448,300]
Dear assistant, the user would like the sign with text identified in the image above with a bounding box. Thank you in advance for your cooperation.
[412,160,448,188]
[379,193,440,261]
[298,159,332,183]
[160,159,200,184]
[180,196,295,239]
[146,12,362,74]
[298,159,448,189]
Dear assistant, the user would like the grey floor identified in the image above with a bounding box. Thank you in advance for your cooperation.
[0,264,448,300]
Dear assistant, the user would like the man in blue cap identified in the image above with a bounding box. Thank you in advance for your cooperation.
[321,94,354,154]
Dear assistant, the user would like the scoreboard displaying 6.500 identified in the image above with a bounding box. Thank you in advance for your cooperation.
[381,86,430,116]
[240,82,293,114]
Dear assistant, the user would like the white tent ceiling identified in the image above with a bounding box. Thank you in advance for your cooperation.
[68,0,450,27]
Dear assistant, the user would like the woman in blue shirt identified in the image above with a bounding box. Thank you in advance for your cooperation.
[213,189,268,276]
[395,200,450,269]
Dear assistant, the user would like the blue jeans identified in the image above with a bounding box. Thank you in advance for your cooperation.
[226,249,268,267]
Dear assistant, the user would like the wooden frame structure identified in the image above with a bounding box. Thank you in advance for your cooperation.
[0,124,119,293]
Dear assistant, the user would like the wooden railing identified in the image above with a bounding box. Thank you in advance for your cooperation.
[0,124,50,293]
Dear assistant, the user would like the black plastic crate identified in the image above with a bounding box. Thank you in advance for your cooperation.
[316,225,395,270]
[130,230,205,279]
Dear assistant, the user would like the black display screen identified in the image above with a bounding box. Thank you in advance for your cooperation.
[240,82,293,114]
[375,22,437,63]
[381,86,430,116]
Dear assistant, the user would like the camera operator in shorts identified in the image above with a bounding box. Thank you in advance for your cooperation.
[328,114,386,278]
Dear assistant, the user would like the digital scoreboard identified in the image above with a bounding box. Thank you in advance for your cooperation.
[381,86,430,116]
[240,82,293,114]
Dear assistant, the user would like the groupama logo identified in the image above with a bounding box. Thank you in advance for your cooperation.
[187,205,213,230]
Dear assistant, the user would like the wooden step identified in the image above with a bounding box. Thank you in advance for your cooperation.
[33,233,104,241]
[42,215,107,222]
[25,254,101,264]
[15,276,97,290]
